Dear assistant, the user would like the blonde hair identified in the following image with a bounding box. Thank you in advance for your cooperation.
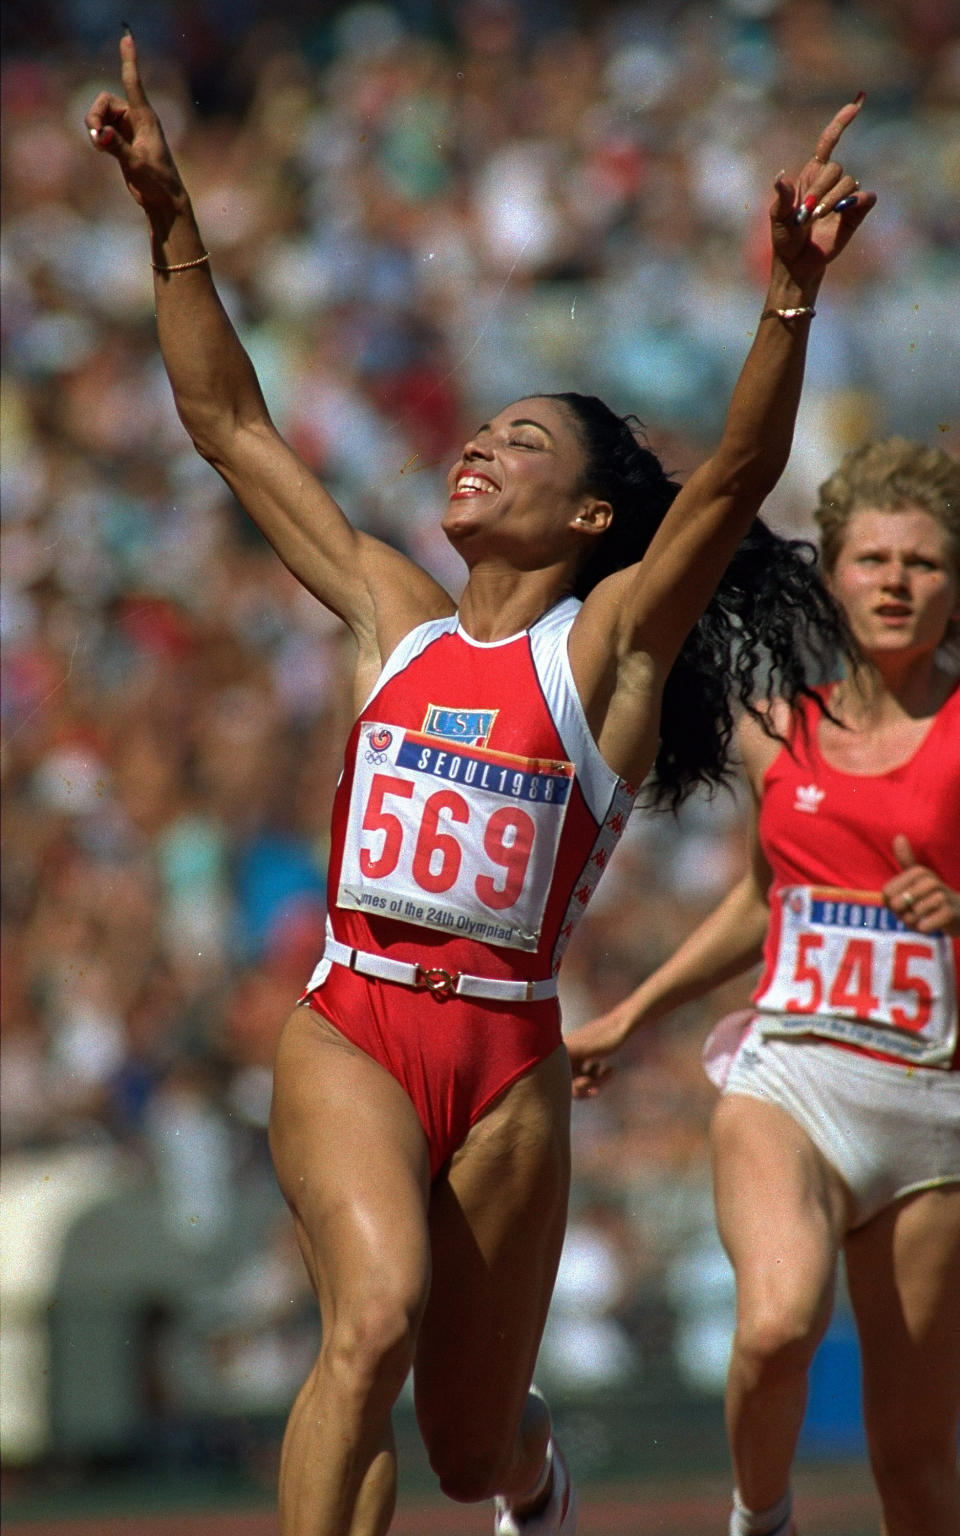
[815,437,960,576]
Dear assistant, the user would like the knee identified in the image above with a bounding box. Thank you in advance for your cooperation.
[427,1389,550,1505]
[431,1440,512,1505]
[732,1291,826,1383]
[323,1289,421,1405]
[868,1424,960,1533]
[425,1410,521,1503]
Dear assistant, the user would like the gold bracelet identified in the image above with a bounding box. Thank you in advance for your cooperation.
[760,305,816,321]
[152,253,211,274]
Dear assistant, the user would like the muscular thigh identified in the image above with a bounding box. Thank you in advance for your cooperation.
[712,1093,853,1322]
[414,1043,572,1446]
[269,1006,433,1316]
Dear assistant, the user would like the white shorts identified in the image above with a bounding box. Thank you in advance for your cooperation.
[717,1018,960,1229]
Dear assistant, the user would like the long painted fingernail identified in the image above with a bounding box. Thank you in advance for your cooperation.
[854,90,866,104]
[794,193,818,226]
[121,19,132,34]
[834,194,859,212]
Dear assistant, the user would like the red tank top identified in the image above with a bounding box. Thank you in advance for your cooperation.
[322,596,635,985]
[752,682,960,1067]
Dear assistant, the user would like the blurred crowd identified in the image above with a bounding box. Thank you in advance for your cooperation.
[2,0,958,1466]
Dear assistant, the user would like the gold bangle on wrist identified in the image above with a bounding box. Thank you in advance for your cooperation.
[152,253,211,274]
[760,305,816,321]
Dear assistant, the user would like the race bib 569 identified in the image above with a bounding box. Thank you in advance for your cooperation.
[337,722,575,950]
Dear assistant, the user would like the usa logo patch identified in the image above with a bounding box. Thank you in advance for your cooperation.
[421,705,498,747]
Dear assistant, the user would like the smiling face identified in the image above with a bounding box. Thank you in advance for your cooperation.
[442,396,610,564]
[828,506,960,662]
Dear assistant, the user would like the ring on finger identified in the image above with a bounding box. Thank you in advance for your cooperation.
[902,890,915,909]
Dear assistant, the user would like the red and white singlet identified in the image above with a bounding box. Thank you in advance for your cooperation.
[303,597,636,1172]
[751,683,960,1068]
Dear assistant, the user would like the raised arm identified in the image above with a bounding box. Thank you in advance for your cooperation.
[85,33,454,689]
[570,100,874,781]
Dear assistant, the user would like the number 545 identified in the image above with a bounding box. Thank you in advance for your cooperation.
[786,934,934,1028]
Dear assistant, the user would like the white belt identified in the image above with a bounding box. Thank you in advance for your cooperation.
[322,936,557,1003]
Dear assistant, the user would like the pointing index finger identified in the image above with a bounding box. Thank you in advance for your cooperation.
[119,29,149,110]
[812,93,865,166]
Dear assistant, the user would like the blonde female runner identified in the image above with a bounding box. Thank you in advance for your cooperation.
[568,437,959,1536]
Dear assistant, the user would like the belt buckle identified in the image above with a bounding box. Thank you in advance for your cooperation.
[416,965,458,996]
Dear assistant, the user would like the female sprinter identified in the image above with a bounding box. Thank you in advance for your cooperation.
[567,437,960,1536]
[86,32,873,1536]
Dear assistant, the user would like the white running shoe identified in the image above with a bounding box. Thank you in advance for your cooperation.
[493,1439,578,1534]
[729,1510,797,1536]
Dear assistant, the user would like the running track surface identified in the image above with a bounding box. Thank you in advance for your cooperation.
[2,1464,880,1535]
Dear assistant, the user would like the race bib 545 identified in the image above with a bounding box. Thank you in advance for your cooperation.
[337,722,575,951]
[755,885,958,1066]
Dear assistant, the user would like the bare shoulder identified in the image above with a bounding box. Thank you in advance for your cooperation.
[568,565,639,678]
[737,700,791,796]
[358,532,457,657]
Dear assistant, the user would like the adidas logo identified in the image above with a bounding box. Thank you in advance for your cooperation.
[794,782,825,814]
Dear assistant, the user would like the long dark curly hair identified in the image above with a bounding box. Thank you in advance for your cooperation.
[550,392,853,811]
